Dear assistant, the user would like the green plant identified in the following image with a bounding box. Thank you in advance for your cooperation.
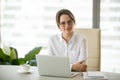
[0,46,42,66]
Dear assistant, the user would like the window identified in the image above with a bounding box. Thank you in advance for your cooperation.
[100,0,120,73]
[1,0,120,73]
[1,0,92,57]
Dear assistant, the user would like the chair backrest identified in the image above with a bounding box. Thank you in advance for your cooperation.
[75,28,101,71]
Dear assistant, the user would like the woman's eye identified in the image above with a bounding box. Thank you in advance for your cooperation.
[68,21,73,25]
[61,22,65,25]
[60,20,73,26]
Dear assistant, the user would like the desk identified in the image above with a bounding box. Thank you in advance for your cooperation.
[0,65,120,80]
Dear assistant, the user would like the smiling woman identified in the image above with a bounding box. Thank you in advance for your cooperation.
[48,9,87,72]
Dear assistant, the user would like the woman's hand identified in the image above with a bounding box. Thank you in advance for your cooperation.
[72,62,87,72]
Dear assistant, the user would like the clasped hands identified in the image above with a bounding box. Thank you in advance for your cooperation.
[72,61,87,72]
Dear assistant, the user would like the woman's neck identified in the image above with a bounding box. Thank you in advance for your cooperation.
[62,32,74,43]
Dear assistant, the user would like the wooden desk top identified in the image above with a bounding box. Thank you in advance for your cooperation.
[0,65,120,80]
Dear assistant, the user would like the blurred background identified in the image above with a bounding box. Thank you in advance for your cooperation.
[0,0,120,73]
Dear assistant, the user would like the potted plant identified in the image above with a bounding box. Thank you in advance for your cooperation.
[0,46,42,66]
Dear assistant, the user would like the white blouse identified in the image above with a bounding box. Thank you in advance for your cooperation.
[48,32,87,69]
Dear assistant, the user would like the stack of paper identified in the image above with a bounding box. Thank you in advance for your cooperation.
[83,71,108,80]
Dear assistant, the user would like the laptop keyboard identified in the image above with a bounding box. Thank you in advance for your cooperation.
[71,72,79,75]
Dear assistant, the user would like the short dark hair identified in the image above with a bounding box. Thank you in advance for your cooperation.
[56,9,75,28]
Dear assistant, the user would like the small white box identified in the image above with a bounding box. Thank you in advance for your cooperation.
[83,71,108,80]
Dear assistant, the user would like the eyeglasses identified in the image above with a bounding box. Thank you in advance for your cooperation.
[59,20,73,26]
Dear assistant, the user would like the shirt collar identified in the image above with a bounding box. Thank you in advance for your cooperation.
[59,32,75,44]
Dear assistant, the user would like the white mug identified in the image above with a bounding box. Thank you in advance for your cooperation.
[20,64,30,72]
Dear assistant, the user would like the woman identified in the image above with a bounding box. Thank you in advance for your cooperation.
[48,9,87,72]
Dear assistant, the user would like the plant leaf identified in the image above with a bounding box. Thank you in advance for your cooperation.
[11,59,19,65]
[10,48,18,60]
[0,48,9,62]
[2,44,11,56]
[25,47,42,62]
[18,58,26,65]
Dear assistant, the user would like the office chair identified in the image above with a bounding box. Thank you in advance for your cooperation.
[75,28,101,71]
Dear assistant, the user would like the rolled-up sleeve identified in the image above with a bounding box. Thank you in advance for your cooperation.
[78,37,87,62]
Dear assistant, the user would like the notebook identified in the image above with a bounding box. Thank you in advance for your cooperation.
[83,71,108,80]
[36,55,79,78]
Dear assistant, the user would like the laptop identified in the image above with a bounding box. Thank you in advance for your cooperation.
[36,55,79,78]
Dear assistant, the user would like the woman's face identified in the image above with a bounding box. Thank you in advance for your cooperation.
[59,14,75,34]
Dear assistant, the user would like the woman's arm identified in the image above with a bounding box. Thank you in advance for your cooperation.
[72,37,87,72]
[71,61,87,72]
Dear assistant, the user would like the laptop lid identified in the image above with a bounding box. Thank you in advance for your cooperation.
[36,55,73,77]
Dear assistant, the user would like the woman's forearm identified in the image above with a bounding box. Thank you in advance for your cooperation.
[72,62,87,72]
